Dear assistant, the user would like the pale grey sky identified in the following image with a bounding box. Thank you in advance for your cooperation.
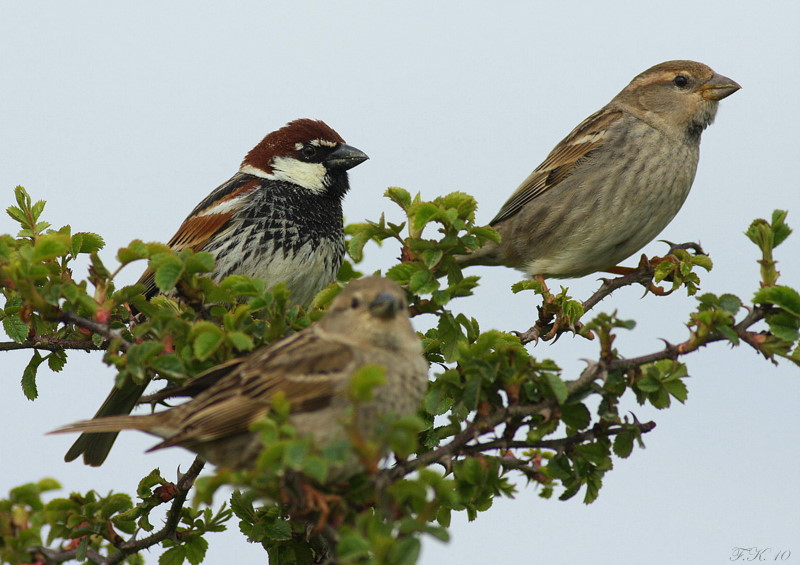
[1,2,799,564]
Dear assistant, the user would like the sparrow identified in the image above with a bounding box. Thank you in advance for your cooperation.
[65,118,368,466]
[53,277,429,476]
[458,60,740,278]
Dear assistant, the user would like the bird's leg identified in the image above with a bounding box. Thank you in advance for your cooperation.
[299,482,342,535]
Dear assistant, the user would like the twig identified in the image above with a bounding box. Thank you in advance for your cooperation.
[582,255,658,313]
[0,338,104,352]
[60,311,132,351]
[392,362,606,478]
[106,456,206,564]
[462,420,656,455]
[494,455,545,482]
[607,305,765,372]
[33,545,109,565]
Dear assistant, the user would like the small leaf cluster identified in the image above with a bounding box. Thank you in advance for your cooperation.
[347,188,498,315]
[652,249,713,296]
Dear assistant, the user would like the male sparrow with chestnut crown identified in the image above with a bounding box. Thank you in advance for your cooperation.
[65,119,368,466]
[54,277,429,476]
[458,60,740,278]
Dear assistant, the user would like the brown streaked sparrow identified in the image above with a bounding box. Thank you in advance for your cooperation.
[458,60,740,278]
[65,118,368,466]
[54,277,429,476]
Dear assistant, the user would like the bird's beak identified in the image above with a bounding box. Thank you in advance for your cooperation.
[325,143,369,170]
[699,72,741,101]
[369,292,403,319]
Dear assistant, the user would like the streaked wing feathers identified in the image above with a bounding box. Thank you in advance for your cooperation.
[490,108,623,225]
[136,174,263,298]
[152,331,356,449]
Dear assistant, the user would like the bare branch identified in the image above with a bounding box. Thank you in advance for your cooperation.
[0,338,104,352]
[463,420,656,455]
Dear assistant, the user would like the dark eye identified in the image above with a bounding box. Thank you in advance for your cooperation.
[350,297,360,309]
[301,144,317,159]
[673,75,689,88]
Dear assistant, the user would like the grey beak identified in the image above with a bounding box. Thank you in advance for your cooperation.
[369,292,402,319]
[699,72,741,101]
[325,143,369,170]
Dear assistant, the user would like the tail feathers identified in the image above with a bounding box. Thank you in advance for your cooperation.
[64,379,150,466]
[52,414,169,438]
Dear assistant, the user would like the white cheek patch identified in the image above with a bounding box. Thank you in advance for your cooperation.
[268,156,328,194]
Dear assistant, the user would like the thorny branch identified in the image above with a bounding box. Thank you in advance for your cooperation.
[0,337,103,352]
[107,457,206,564]
[393,292,768,480]
[32,457,205,565]
[0,311,131,353]
[60,311,132,351]
[390,362,612,479]
[517,253,664,344]
[607,304,766,371]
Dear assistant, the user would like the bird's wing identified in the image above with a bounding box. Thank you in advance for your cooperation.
[137,173,263,298]
[489,108,623,225]
[152,329,356,448]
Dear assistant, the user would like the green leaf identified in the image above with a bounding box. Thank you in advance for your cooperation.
[184,252,215,275]
[771,209,792,247]
[151,355,185,378]
[192,323,225,361]
[388,536,421,565]
[154,256,184,293]
[692,254,713,271]
[3,314,30,343]
[386,261,424,285]
[511,279,545,294]
[663,379,688,404]
[409,269,438,295]
[136,468,167,497]
[409,202,439,234]
[184,536,209,565]
[437,312,465,363]
[423,386,452,416]
[227,331,255,351]
[263,518,292,540]
[613,431,635,458]
[32,233,70,261]
[561,403,590,429]
[766,311,800,342]
[117,240,149,265]
[46,350,67,372]
[470,225,501,244]
[636,376,660,393]
[21,351,44,400]
[545,372,568,404]
[159,545,186,565]
[718,293,742,315]
[348,365,387,402]
[338,530,371,561]
[6,204,27,225]
[229,490,255,522]
[653,261,674,283]
[754,285,800,317]
[72,232,105,254]
[385,186,412,210]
